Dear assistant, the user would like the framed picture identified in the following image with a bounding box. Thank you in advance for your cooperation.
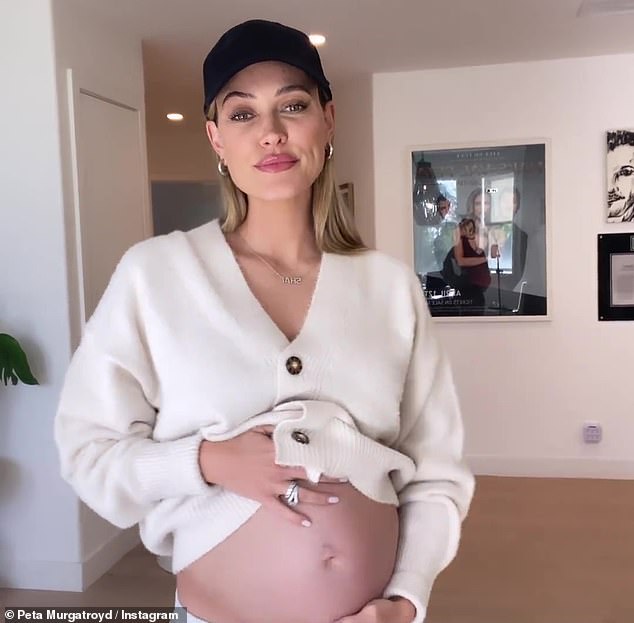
[411,140,548,320]
[607,130,634,223]
[598,233,634,321]
[339,182,355,216]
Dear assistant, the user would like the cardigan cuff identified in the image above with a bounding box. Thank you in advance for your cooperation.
[383,570,432,623]
[133,432,210,501]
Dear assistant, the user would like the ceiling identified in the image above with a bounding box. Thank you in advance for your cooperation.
[71,0,634,133]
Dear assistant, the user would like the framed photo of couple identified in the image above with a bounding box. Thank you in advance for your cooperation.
[410,139,549,320]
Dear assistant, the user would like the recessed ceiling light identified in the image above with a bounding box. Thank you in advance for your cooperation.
[166,113,184,121]
[309,34,326,46]
[578,0,634,16]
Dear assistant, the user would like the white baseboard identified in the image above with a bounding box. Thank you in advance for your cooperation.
[467,454,634,479]
[0,528,140,591]
[82,527,141,590]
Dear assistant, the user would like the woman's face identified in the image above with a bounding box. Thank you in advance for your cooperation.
[472,192,491,219]
[461,220,475,238]
[206,61,335,204]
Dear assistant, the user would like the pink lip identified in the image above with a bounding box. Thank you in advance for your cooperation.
[255,154,298,172]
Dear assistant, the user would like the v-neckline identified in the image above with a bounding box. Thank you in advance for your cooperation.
[213,220,329,350]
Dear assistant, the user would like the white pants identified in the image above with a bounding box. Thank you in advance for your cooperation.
[175,592,213,623]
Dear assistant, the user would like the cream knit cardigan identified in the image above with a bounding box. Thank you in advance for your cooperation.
[55,219,474,623]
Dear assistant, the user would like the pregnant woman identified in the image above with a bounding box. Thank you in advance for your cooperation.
[55,20,474,623]
[454,217,493,312]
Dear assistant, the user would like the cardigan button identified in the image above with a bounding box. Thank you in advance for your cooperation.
[285,356,303,375]
[291,430,310,445]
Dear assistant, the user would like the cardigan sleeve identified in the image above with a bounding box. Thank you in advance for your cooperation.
[54,248,211,529]
[382,270,475,623]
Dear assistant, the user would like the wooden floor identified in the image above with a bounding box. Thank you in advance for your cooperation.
[2,476,633,623]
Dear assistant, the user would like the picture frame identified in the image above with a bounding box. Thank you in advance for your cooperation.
[598,233,634,321]
[606,129,634,223]
[338,182,355,216]
[410,139,549,320]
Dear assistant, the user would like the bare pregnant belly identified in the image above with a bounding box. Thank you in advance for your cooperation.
[176,480,399,623]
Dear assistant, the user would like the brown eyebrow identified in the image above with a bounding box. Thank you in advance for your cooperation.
[275,84,313,97]
[221,90,255,106]
[221,83,313,106]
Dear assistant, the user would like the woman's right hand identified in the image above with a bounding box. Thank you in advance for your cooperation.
[197,425,341,527]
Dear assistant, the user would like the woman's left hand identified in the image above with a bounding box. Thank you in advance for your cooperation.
[334,597,416,623]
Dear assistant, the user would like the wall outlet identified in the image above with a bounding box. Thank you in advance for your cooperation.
[583,422,602,444]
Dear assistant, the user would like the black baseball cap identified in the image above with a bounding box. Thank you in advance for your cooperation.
[202,19,332,113]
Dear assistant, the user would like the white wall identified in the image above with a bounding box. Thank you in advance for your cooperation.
[373,54,634,478]
[0,0,147,591]
[0,0,80,589]
[53,0,148,586]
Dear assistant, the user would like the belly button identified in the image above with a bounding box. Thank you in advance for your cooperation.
[321,544,338,566]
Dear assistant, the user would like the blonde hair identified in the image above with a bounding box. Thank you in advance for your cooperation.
[206,100,367,255]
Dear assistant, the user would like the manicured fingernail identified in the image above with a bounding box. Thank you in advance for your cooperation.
[338,477,348,482]
[328,496,340,504]
[302,519,312,527]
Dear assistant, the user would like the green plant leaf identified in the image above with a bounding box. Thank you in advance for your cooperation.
[0,333,39,386]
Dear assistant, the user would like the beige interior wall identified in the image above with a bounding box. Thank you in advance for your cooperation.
[148,129,218,182]
[330,76,376,247]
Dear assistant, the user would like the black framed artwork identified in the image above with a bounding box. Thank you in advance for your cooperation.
[598,233,634,321]
[410,140,548,320]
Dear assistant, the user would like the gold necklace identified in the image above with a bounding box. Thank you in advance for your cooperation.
[236,231,318,286]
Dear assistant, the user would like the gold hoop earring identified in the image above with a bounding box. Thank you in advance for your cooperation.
[217,159,229,177]
[326,143,334,161]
